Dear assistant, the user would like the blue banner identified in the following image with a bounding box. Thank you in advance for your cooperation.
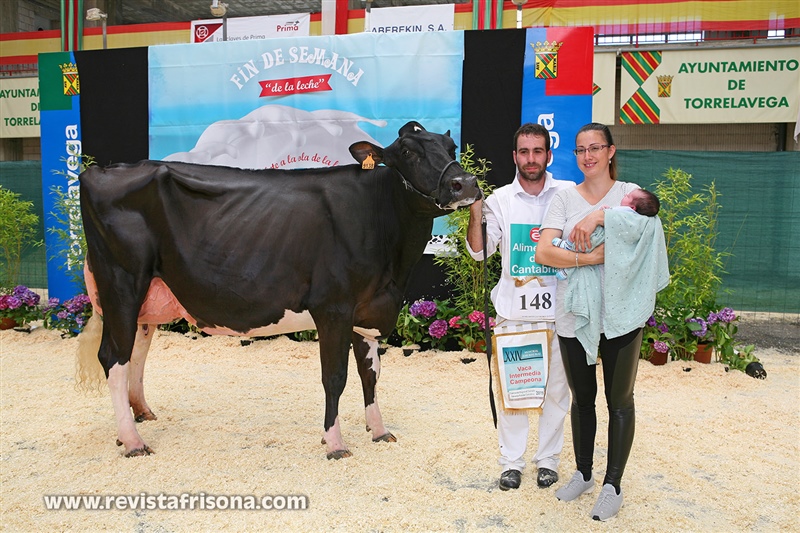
[38,51,84,301]
[521,27,594,184]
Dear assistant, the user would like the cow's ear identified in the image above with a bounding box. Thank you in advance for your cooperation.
[445,130,451,138]
[349,141,385,166]
[398,121,425,137]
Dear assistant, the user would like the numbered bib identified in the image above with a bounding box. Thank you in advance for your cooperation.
[508,283,556,321]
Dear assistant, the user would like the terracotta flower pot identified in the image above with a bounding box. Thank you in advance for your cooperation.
[649,348,669,366]
[0,317,19,330]
[694,342,713,364]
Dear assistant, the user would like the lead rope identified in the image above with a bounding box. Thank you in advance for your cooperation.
[482,213,498,428]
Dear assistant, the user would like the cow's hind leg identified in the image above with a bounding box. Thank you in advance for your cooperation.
[129,324,157,423]
[97,279,154,457]
[315,317,355,460]
[352,333,396,444]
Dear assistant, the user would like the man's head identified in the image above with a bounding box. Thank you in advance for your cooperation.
[621,188,660,216]
[513,123,551,184]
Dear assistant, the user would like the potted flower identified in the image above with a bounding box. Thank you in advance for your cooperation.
[652,168,727,363]
[41,294,93,337]
[448,310,495,353]
[686,315,714,363]
[706,307,738,362]
[0,285,41,329]
[395,299,436,355]
[640,315,673,365]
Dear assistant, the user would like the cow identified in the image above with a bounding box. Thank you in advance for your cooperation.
[76,122,481,459]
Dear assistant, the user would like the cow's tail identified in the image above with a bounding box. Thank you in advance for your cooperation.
[75,313,106,392]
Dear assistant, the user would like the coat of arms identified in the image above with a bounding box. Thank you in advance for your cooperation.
[60,62,80,96]
[533,41,563,79]
[657,75,673,98]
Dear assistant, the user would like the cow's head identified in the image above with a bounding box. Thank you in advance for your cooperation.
[349,122,482,210]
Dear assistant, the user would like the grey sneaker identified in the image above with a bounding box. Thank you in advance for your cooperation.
[555,471,595,501]
[591,483,623,521]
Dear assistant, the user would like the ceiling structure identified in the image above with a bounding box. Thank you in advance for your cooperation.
[40,1,469,27]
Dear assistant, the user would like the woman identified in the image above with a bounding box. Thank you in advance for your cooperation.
[535,123,662,521]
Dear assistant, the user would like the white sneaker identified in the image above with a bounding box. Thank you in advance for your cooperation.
[591,483,623,521]
[555,471,594,501]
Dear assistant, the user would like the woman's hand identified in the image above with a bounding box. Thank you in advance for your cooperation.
[569,210,605,251]
[583,243,605,265]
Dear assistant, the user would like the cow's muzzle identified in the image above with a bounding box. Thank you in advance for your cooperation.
[437,161,481,210]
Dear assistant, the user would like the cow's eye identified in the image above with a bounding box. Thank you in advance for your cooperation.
[402,149,412,158]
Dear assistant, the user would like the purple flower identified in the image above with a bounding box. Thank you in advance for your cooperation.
[653,341,669,353]
[687,317,708,338]
[45,297,60,310]
[646,315,657,327]
[57,310,69,320]
[5,296,22,310]
[719,307,736,323]
[12,286,39,306]
[429,319,448,339]
[658,323,669,334]
[409,299,437,319]
[707,311,720,324]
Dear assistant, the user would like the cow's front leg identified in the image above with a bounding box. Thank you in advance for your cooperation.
[316,318,354,459]
[352,334,396,444]
[108,362,153,457]
[129,324,157,422]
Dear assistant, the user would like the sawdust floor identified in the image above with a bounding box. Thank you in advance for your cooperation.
[1,327,798,532]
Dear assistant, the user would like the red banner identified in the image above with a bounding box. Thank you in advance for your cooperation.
[258,74,332,97]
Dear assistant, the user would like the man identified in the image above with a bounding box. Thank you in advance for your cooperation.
[466,123,574,490]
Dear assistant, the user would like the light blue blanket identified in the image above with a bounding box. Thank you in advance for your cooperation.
[563,209,670,364]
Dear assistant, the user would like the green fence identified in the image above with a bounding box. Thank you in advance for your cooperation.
[618,150,800,315]
[0,161,47,290]
[2,152,799,315]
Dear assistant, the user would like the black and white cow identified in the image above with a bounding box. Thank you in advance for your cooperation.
[77,122,481,459]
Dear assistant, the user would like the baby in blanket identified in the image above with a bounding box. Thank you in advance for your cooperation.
[553,188,660,280]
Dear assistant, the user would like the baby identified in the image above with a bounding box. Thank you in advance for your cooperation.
[553,189,660,280]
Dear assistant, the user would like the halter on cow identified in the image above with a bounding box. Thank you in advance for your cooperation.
[77,122,482,459]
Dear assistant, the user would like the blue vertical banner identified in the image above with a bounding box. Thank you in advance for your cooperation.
[38,51,84,301]
[521,27,594,184]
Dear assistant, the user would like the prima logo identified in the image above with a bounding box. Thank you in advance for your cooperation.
[277,21,301,32]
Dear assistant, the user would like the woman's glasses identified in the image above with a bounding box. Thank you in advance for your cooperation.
[573,144,610,156]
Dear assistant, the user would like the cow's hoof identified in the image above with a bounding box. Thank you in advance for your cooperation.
[125,445,154,457]
[372,432,397,443]
[326,449,352,460]
[116,439,154,456]
[134,410,157,423]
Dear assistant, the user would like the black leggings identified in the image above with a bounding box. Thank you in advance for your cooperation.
[558,328,642,489]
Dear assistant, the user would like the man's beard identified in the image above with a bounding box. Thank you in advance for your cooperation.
[518,165,546,183]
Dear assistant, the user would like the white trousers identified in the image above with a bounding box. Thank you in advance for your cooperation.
[497,321,569,473]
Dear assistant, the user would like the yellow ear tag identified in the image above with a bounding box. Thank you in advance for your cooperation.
[362,153,375,170]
